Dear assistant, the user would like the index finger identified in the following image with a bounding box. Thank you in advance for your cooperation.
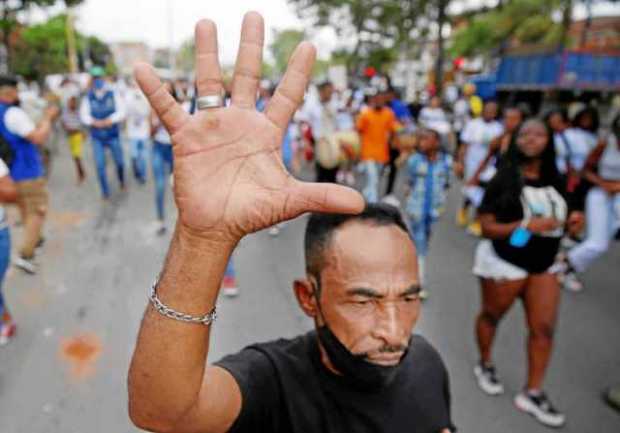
[134,62,189,135]
[264,41,316,130]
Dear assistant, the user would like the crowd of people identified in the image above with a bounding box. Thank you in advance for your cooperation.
[0,19,618,430]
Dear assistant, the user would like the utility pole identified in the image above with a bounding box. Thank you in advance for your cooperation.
[65,9,79,73]
[434,0,447,97]
[580,0,593,48]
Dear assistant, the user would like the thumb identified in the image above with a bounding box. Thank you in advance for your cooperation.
[285,180,365,219]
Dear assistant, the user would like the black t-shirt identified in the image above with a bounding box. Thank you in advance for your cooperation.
[215,331,455,433]
[478,173,568,273]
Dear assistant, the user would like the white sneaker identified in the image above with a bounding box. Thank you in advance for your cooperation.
[222,286,239,297]
[13,256,37,275]
[562,271,584,292]
[514,391,566,428]
[474,363,505,395]
[382,194,401,208]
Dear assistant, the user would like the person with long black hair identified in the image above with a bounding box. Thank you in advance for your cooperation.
[471,119,583,428]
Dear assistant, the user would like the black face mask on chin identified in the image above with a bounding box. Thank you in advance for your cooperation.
[312,280,407,391]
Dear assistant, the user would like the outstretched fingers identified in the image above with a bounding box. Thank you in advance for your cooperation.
[287,180,365,218]
[264,42,316,131]
[231,11,264,108]
[195,19,224,98]
[134,62,189,134]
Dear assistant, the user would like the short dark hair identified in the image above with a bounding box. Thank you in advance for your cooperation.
[544,107,569,124]
[317,80,333,91]
[304,203,409,279]
[0,75,18,88]
[573,106,600,132]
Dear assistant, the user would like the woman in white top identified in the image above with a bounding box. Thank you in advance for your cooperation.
[560,114,620,291]
[456,100,503,235]
[548,107,598,211]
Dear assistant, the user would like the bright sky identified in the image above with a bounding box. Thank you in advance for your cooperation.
[71,0,338,64]
[31,0,620,66]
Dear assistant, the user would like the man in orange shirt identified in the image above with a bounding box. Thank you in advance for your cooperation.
[356,90,400,203]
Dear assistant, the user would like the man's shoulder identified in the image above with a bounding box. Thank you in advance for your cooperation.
[217,331,315,369]
[407,335,446,370]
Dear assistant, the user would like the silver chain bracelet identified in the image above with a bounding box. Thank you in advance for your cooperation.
[149,277,217,326]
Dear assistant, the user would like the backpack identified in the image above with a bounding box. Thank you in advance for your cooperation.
[0,128,14,167]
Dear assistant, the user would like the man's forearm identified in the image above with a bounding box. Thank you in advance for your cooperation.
[128,223,236,426]
[28,117,53,146]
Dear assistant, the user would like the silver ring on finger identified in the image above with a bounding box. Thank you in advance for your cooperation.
[196,94,224,110]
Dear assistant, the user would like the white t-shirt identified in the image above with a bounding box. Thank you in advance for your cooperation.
[554,128,597,173]
[0,158,9,227]
[299,98,338,140]
[419,107,450,135]
[4,106,36,138]
[125,89,151,140]
[461,118,504,180]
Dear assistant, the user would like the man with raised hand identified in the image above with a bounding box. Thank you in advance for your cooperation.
[128,12,455,433]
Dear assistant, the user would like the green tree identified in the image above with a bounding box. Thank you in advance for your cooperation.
[269,29,305,75]
[0,0,84,70]
[11,14,112,81]
[288,0,453,92]
[176,38,195,74]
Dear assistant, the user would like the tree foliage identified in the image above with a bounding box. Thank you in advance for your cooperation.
[1,0,85,73]
[269,28,305,76]
[10,13,112,81]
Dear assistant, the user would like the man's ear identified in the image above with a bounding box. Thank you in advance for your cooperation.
[293,278,318,318]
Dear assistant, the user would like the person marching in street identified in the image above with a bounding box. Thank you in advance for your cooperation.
[0,76,59,275]
[301,81,340,183]
[0,156,18,345]
[80,66,127,199]
[471,119,584,428]
[128,14,455,433]
[61,95,86,184]
[125,79,151,184]
[456,100,502,236]
[404,128,452,298]
[150,81,181,236]
[384,86,414,201]
[356,88,400,203]
[554,114,620,292]
[465,106,524,192]
[547,107,596,214]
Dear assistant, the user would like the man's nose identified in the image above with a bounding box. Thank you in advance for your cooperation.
[372,304,404,347]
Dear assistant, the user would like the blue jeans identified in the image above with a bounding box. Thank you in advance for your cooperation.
[152,142,174,220]
[408,216,434,257]
[0,228,11,320]
[225,258,235,279]
[91,135,125,198]
[130,138,148,183]
[362,161,383,204]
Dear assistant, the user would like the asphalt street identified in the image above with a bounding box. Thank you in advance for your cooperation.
[0,140,618,433]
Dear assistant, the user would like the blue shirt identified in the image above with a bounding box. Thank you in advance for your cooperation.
[0,103,44,181]
[88,89,120,140]
[405,152,452,221]
[390,99,413,123]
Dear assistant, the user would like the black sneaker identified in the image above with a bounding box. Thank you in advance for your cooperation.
[515,390,566,428]
[473,362,504,395]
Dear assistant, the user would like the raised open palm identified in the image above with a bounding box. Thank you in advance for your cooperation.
[135,12,364,242]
